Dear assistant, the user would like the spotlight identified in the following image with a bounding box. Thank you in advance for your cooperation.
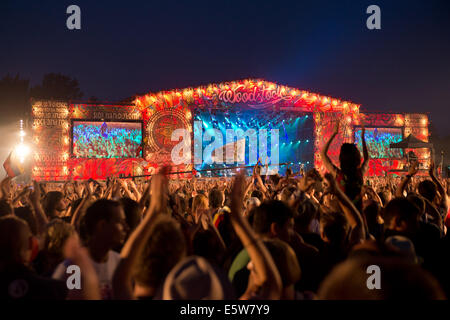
[15,143,30,164]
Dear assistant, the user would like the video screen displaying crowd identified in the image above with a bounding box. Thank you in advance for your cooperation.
[72,122,142,158]
[1,122,449,300]
[354,127,403,159]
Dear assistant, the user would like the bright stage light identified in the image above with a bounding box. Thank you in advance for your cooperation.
[15,143,30,163]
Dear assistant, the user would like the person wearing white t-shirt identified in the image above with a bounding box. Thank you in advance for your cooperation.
[53,199,128,299]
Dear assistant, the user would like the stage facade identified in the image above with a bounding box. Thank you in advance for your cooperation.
[30,79,430,181]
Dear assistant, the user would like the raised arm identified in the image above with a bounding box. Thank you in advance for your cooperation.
[112,169,168,300]
[28,180,49,236]
[128,180,142,202]
[325,173,366,244]
[231,172,282,300]
[71,181,94,230]
[360,126,370,174]
[320,121,339,176]
[395,161,418,197]
[362,185,383,208]
[429,160,448,215]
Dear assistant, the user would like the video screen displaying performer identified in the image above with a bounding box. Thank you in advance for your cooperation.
[72,121,143,158]
[354,127,403,159]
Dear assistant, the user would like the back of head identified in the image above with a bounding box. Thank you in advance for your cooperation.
[362,200,381,227]
[44,220,75,258]
[0,215,31,268]
[134,216,186,289]
[43,191,64,218]
[252,200,294,235]
[383,198,420,232]
[294,198,318,233]
[120,197,141,233]
[406,194,426,217]
[250,190,263,202]
[339,143,361,174]
[193,228,225,266]
[318,256,445,299]
[208,188,224,209]
[14,206,38,236]
[418,180,437,202]
[192,194,208,213]
[320,211,349,247]
[82,199,121,239]
[162,256,234,300]
[264,239,301,287]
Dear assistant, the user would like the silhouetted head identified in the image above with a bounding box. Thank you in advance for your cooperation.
[81,199,128,248]
[339,143,362,173]
[383,198,420,234]
[418,180,437,202]
[208,188,224,209]
[252,200,294,242]
[43,191,67,218]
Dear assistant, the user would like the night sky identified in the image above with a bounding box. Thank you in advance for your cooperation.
[1,0,450,137]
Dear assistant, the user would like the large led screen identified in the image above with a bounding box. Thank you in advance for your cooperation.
[354,127,403,159]
[72,121,143,158]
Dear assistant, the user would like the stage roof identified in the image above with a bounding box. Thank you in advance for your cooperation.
[134,79,360,114]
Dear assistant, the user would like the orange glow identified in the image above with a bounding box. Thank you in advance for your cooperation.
[135,79,360,115]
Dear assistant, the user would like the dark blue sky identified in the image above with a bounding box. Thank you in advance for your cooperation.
[1,0,449,135]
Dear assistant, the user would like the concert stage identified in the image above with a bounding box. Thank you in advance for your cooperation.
[30,79,430,181]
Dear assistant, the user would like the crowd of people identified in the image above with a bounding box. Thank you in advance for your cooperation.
[73,123,142,158]
[1,123,449,300]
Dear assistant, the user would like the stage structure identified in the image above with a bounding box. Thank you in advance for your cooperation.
[30,79,430,181]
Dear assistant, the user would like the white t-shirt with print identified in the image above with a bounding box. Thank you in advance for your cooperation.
[52,250,121,300]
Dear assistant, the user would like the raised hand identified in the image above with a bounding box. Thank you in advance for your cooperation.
[28,180,41,205]
[333,120,340,136]
[408,160,419,176]
[74,180,84,198]
[84,180,94,198]
[231,172,246,219]
[147,166,170,216]
[429,159,436,176]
